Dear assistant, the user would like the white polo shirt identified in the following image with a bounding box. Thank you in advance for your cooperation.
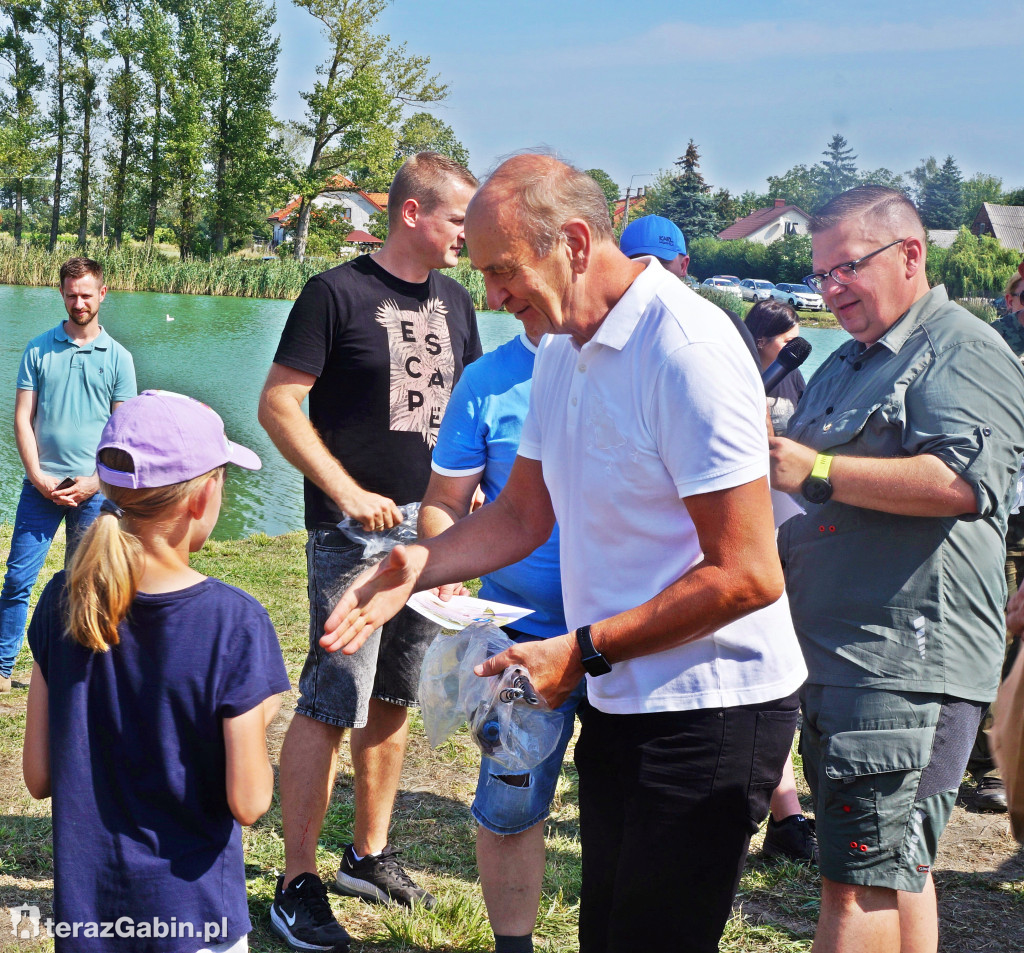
[518,259,806,714]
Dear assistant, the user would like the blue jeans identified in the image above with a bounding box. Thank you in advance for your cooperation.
[0,479,103,676]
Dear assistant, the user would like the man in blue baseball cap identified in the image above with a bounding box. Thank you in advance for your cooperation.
[619,215,688,277]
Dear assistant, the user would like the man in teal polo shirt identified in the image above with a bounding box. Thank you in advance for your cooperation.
[0,257,136,692]
[770,186,1024,953]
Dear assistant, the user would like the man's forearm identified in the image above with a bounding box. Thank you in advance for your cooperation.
[14,403,43,484]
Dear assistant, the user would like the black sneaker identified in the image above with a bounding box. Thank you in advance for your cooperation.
[335,843,436,909]
[270,873,351,952]
[969,776,1008,813]
[763,813,818,864]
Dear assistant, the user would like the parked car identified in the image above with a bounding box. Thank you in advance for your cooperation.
[739,279,776,302]
[701,277,743,299]
[683,275,700,289]
[771,282,826,312]
[713,274,741,285]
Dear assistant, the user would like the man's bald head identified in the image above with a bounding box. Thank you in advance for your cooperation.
[470,154,614,255]
[810,185,926,244]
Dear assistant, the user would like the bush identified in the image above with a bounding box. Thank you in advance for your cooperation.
[940,227,1020,298]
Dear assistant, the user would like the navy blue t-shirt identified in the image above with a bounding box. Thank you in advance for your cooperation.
[28,573,291,952]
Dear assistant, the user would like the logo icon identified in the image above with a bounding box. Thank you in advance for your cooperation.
[9,904,41,939]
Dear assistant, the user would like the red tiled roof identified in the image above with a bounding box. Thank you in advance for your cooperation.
[613,195,647,226]
[346,229,382,244]
[267,183,388,224]
[267,196,303,223]
[717,202,810,241]
[364,192,388,210]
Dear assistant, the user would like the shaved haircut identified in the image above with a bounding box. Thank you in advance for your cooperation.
[810,185,926,242]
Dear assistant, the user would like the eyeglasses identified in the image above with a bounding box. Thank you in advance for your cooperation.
[803,238,907,293]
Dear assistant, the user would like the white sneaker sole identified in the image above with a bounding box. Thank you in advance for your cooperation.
[269,904,346,952]
[334,869,392,905]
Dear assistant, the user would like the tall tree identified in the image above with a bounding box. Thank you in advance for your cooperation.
[136,0,172,243]
[647,140,721,240]
[960,173,1003,228]
[0,0,46,244]
[765,164,824,213]
[858,167,908,195]
[289,0,446,261]
[41,0,71,248]
[907,156,939,208]
[397,111,467,164]
[67,0,105,245]
[820,133,858,204]
[920,155,963,230]
[100,0,143,244]
[164,6,213,257]
[208,0,279,253]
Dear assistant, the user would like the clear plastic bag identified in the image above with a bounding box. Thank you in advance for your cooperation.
[417,621,564,772]
[336,501,420,559]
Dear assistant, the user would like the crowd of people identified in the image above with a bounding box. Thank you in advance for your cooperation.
[6,151,1024,953]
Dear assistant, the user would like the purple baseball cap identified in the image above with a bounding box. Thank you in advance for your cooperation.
[97,390,261,488]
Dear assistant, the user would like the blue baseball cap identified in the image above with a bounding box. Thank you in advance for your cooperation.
[619,215,687,261]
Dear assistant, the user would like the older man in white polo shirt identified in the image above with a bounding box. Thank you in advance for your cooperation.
[322,154,807,953]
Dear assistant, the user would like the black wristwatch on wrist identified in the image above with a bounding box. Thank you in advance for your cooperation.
[575,624,612,677]
[801,452,835,504]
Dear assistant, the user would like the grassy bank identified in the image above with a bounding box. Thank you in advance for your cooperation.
[0,527,1019,952]
[0,241,489,309]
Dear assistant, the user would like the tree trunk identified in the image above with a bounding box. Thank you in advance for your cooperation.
[146,82,161,243]
[49,26,66,251]
[212,49,228,254]
[14,183,24,245]
[78,83,92,246]
[293,198,311,262]
[179,171,194,259]
[112,52,131,245]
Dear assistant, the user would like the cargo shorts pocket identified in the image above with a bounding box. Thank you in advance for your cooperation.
[822,726,935,861]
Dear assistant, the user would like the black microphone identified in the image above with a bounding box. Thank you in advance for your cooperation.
[761,337,812,394]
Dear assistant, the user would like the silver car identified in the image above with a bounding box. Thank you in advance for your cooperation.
[701,277,743,299]
[771,282,826,311]
[739,279,776,302]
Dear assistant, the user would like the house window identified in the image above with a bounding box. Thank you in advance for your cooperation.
[340,207,352,221]
[785,221,798,235]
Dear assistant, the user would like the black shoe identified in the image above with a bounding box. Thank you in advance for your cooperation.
[335,843,436,909]
[969,777,1008,813]
[270,873,351,952]
[763,813,818,864]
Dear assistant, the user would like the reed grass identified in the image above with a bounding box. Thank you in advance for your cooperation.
[0,240,489,308]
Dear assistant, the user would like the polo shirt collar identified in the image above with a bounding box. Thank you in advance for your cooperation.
[586,257,669,352]
[55,322,111,350]
[871,285,949,355]
[518,330,539,354]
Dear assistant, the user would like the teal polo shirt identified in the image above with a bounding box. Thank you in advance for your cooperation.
[779,286,1024,702]
[17,323,137,479]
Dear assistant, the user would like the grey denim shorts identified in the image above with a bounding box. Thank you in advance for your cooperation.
[296,528,439,728]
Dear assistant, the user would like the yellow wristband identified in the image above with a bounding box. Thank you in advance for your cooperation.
[810,452,834,480]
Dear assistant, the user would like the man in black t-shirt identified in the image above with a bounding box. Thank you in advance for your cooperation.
[259,152,481,952]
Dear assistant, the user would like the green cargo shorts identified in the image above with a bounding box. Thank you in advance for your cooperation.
[800,686,984,892]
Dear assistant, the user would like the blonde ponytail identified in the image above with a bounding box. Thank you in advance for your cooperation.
[66,449,223,651]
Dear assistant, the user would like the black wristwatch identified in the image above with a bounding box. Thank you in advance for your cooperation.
[576,625,612,677]
[801,452,835,504]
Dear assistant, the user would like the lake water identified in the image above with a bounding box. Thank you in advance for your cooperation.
[0,283,847,539]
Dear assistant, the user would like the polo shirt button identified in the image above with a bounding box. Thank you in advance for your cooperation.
[571,397,578,406]
[578,363,587,372]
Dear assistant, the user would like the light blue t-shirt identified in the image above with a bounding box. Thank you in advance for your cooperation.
[431,332,565,639]
[17,323,137,478]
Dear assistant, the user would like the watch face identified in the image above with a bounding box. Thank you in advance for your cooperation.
[802,476,833,504]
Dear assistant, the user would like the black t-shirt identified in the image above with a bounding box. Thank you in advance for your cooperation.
[274,254,482,528]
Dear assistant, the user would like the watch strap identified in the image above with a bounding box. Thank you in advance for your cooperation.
[810,452,834,481]
[575,624,612,677]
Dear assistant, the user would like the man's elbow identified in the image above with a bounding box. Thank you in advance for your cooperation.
[735,560,786,615]
[228,787,273,826]
[23,769,50,801]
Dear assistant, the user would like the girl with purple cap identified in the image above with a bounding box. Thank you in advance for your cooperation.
[22,391,292,953]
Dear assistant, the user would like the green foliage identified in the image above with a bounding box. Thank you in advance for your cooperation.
[939,227,1020,297]
[397,111,468,166]
[820,133,858,204]
[585,167,619,221]
[920,155,963,230]
[646,140,721,240]
[763,233,813,283]
[302,203,352,258]
[688,236,767,281]
[960,173,1003,226]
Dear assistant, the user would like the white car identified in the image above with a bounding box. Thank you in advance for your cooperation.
[771,282,826,311]
[739,279,776,302]
[701,277,743,299]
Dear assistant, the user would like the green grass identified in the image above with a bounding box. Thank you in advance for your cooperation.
[0,241,488,309]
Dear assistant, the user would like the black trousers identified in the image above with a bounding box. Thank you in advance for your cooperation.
[574,692,800,953]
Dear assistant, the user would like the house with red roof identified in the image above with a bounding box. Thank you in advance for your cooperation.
[717,198,811,244]
[267,175,387,246]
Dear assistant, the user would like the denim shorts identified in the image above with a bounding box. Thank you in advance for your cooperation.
[801,685,984,892]
[296,529,439,728]
[472,634,586,835]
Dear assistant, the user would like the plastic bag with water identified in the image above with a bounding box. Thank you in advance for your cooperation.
[336,501,420,559]
[417,621,564,772]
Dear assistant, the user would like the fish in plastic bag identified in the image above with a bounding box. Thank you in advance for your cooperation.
[337,501,420,559]
[417,621,564,772]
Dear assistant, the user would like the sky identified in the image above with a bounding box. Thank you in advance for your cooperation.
[272,0,1024,198]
